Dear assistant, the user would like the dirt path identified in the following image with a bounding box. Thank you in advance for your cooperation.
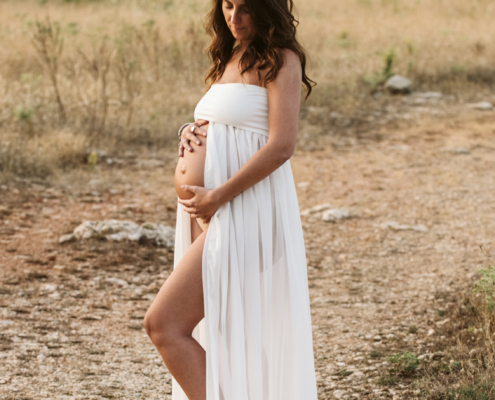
[0,110,494,399]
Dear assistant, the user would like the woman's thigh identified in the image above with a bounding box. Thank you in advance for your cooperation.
[146,229,206,337]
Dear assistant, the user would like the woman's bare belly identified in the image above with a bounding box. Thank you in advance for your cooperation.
[174,124,209,230]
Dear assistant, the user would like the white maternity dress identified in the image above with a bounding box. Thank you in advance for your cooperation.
[172,83,318,400]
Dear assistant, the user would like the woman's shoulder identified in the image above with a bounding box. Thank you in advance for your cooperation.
[280,48,300,65]
[269,48,302,83]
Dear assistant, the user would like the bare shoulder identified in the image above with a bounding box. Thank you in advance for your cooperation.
[268,49,302,89]
[281,48,301,70]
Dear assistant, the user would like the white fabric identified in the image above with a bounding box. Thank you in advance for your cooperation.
[172,83,318,400]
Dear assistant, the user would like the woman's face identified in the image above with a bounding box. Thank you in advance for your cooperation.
[222,0,256,43]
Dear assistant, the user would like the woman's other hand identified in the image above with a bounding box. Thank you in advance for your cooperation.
[177,185,224,223]
[179,119,209,157]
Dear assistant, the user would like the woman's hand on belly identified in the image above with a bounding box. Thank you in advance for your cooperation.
[179,119,209,157]
[174,137,207,199]
[178,185,223,223]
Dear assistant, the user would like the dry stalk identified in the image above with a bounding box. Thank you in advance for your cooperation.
[115,41,138,127]
[77,39,115,136]
[30,15,66,124]
[136,23,161,82]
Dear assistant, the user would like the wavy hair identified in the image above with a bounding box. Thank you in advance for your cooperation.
[204,0,315,99]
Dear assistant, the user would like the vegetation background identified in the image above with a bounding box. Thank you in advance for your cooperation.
[0,0,494,179]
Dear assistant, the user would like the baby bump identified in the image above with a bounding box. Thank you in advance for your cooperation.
[174,124,208,200]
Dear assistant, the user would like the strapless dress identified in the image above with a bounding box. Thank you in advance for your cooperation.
[172,83,318,400]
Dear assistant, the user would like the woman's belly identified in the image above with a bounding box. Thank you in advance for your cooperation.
[174,124,208,200]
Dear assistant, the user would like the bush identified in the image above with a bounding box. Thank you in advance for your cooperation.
[447,381,495,400]
[473,266,495,312]
[386,351,420,375]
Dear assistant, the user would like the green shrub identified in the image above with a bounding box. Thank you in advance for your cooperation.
[473,266,495,312]
[14,106,34,122]
[377,374,399,386]
[386,351,420,375]
[364,48,396,88]
[447,381,495,400]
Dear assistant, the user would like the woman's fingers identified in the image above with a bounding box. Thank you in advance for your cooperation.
[180,185,198,194]
[196,120,209,136]
[180,135,194,152]
[184,131,203,146]
[178,198,193,207]
[189,124,207,138]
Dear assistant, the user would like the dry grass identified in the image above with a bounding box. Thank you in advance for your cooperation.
[0,129,88,180]
[0,0,494,179]
[419,268,495,399]
[299,0,495,104]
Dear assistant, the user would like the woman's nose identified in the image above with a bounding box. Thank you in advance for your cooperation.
[231,8,242,24]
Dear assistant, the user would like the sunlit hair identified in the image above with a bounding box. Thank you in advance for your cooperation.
[204,0,315,99]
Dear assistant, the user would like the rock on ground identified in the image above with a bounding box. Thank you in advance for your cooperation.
[60,219,175,247]
[385,75,412,94]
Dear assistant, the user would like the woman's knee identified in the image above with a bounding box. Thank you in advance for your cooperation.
[143,309,184,349]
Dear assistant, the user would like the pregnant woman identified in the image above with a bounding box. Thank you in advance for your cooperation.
[144,0,318,399]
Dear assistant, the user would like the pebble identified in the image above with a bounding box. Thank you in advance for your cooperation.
[301,203,333,216]
[380,221,428,232]
[106,278,129,287]
[468,101,493,111]
[436,318,450,326]
[322,209,350,223]
[59,234,75,244]
[441,147,470,155]
[332,389,348,399]
[385,75,412,94]
[415,92,443,99]
[42,284,57,292]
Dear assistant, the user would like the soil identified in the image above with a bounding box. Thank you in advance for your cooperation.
[0,100,494,399]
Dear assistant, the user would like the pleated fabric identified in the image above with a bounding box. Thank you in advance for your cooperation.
[172,84,318,400]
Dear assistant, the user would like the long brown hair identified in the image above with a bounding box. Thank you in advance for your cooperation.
[204,0,315,99]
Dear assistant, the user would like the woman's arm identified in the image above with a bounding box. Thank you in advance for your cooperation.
[214,50,302,203]
[178,50,302,220]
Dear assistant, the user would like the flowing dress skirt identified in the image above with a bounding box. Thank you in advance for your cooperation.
[171,123,318,400]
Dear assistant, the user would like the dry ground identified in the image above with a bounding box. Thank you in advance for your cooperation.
[1,102,495,399]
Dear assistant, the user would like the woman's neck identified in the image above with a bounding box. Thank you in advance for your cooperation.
[237,39,253,54]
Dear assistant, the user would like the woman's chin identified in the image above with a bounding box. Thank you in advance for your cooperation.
[232,32,249,41]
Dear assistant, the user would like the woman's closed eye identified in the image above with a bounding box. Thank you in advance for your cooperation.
[223,1,250,14]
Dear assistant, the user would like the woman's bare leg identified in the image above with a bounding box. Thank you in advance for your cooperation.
[144,217,206,400]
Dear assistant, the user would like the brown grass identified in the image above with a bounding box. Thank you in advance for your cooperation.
[419,280,495,399]
[0,0,494,179]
